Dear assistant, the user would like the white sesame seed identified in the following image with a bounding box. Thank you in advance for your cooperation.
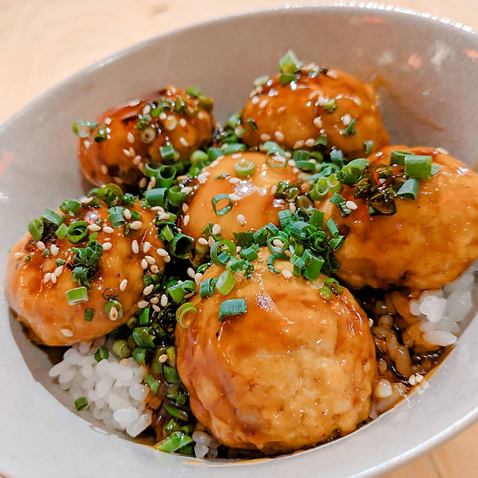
[127,132,135,144]
[197,172,209,184]
[208,237,215,247]
[259,99,269,108]
[133,155,142,166]
[369,318,374,328]
[104,117,112,125]
[36,241,46,251]
[436,147,448,154]
[142,241,151,253]
[313,117,323,128]
[375,379,392,398]
[159,112,167,120]
[251,96,260,104]
[50,244,59,256]
[408,375,417,386]
[237,214,246,226]
[83,140,91,149]
[181,186,193,195]
[351,96,362,106]
[54,265,64,277]
[231,153,242,160]
[156,248,168,257]
[194,272,203,285]
[159,354,168,363]
[61,328,73,338]
[145,255,156,265]
[130,221,142,230]
[14,252,23,259]
[293,167,300,174]
[164,255,171,263]
[183,214,190,226]
[43,273,51,284]
[100,165,108,175]
[274,131,285,141]
[212,224,222,235]
[179,137,189,147]
[260,133,271,142]
[288,159,295,167]
[327,69,338,79]
[143,284,154,296]
[179,118,187,128]
[187,267,195,278]
[147,177,157,190]
[182,203,189,213]
[150,296,159,304]
[342,114,352,126]
[271,184,278,195]
[282,269,293,279]
[142,104,152,115]
[119,279,128,291]
[139,178,148,188]
[123,148,133,158]
[229,177,240,184]
[305,138,315,147]
[50,274,57,284]
[128,99,140,107]
[345,200,358,210]
[80,196,94,205]
[141,259,148,269]
[102,242,112,251]
[103,226,114,234]
[198,237,208,246]
[416,374,424,383]
[229,194,240,202]
[138,300,149,309]
[130,240,139,255]
[88,223,102,232]
[151,265,159,274]
[293,140,305,149]
[164,116,177,131]
[152,304,161,312]
[273,239,284,248]
[109,307,119,321]
[289,203,297,213]
[236,246,242,253]
[161,295,169,307]
[123,209,132,220]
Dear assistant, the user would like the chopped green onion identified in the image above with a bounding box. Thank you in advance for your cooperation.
[342,118,357,136]
[211,194,234,216]
[390,150,410,165]
[315,135,328,147]
[216,270,235,296]
[107,206,125,227]
[155,431,193,453]
[104,299,123,321]
[160,224,175,242]
[330,192,352,216]
[337,158,369,185]
[267,235,288,255]
[163,365,180,384]
[240,244,259,261]
[303,250,325,280]
[210,239,235,265]
[404,155,432,179]
[279,50,301,75]
[218,298,247,322]
[74,397,89,411]
[200,278,217,298]
[431,164,441,176]
[262,141,286,157]
[138,307,150,325]
[96,184,124,206]
[145,373,160,394]
[396,178,420,199]
[28,218,44,241]
[94,346,109,362]
[309,177,330,200]
[145,188,167,207]
[207,147,223,162]
[322,99,337,113]
[326,218,339,237]
[132,327,156,348]
[278,210,293,228]
[170,233,194,259]
[65,286,89,305]
[163,403,189,422]
[55,223,68,239]
[160,144,179,162]
[133,347,147,365]
[41,208,64,227]
[190,150,208,164]
[223,143,246,155]
[176,302,197,328]
[167,186,188,207]
[234,159,256,178]
[112,339,131,359]
[84,308,94,322]
[364,140,374,155]
[324,277,343,294]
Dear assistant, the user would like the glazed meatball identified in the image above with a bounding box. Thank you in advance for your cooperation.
[319,146,478,290]
[176,252,376,453]
[240,64,389,158]
[180,152,297,240]
[78,85,214,187]
[6,189,166,345]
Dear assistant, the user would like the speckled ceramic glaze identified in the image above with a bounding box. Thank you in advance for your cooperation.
[1,5,478,478]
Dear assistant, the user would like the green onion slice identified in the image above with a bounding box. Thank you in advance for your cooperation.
[218,298,247,322]
[199,278,217,298]
[210,239,235,265]
[74,397,89,411]
[67,221,88,244]
[41,208,64,226]
[211,194,234,216]
[176,302,197,328]
[216,270,235,296]
[65,286,89,305]
[28,218,44,241]
[94,346,109,362]
[404,155,432,179]
[396,178,420,199]
[234,159,256,178]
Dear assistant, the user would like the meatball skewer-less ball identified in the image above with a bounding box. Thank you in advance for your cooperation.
[239,51,390,158]
[319,145,478,290]
[180,151,298,241]
[77,85,214,188]
[176,251,376,453]
[6,186,166,346]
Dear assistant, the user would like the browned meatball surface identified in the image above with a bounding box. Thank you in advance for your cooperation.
[78,85,214,187]
[176,252,376,453]
[240,64,389,158]
[319,146,478,290]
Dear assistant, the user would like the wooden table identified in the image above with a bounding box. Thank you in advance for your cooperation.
[0,1,476,476]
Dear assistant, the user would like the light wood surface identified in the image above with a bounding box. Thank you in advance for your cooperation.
[0,1,476,477]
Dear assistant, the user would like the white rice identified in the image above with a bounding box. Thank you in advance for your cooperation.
[409,261,478,346]
[49,337,220,458]
[48,337,152,438]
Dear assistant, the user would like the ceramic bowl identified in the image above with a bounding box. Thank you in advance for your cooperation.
[1,5,478,478]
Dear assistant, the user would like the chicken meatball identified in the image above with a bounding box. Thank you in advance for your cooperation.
[78,85,214,187]
[240,63,389,158]
[180,152,297,240]
[6,187,166,345]
[319,146,478,290]
[176,252,376,453]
